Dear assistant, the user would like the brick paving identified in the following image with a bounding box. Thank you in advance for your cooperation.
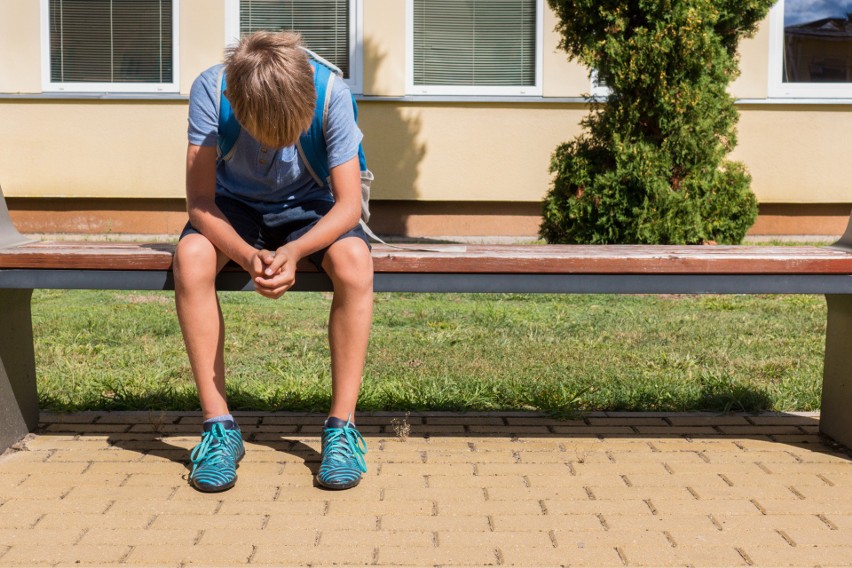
[0,411,849,567]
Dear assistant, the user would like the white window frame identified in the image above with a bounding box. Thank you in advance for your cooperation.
[590,69,610,99]
[768,0,852,99]
[405,0,544,96]
[225,0,363,95]
[40,0,180,93]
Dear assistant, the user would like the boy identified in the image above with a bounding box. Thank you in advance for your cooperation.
[173,31,373,492]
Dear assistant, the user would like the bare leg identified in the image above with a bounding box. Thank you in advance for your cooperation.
[174,234,233,420]
[321,237,374,422]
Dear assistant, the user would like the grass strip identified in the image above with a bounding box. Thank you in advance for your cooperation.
[32,290,824,415]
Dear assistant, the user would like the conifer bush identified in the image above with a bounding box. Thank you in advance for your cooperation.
[541,0,775,244]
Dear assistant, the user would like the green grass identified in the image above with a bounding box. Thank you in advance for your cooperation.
[32,290,825,415]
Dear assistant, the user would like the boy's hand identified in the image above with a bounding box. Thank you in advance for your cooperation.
[252,245,298,299]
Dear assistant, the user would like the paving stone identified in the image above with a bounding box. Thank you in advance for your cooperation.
[499,545,625,567]
[78,527,198,546]
[0,483,74,501]
[265,514,379,532]
[375,545,498,566]
[666,527,790,547]
[1,544,130,564]
[650,498,765,516]
[379,514,490,532]
[824,514,852,530]
[425,475,528,489]
[586,485,697,501]
[711,514,840,533]
[747,416,820,426]
[758,498,852,515]
[124,543,253,564]
[438,529,553,548]
[149,513,267,531]
[666,416,751,426]
[781,525,852,547]
[743,544,852,566]
[251,544,376,565]
[43,423,131,433]
[619,543,750,566]
[544,499,657,516]
[329,499,436,516]
[36,512,152,530]
[0,528,82,547]
[199,527,318,546]
[436,498,546,516]
[490,514,604,532]
[0,508,45,530]
[216,499,328,516]
[170,484,278,502]
[319,529,435,547]
[1,497,113,515]
[600,514,720,532]
[39,412,106,424]
[553,529,670,548]
[485,485,589,502]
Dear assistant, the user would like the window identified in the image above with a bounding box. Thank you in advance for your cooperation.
[769,0,852,98]
[41,0,179,93]
[407,0,543,96]
[225,0,361,93]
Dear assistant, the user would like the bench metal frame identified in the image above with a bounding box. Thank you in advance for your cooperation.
[2,187,851,451]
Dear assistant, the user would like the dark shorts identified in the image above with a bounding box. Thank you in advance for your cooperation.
[180,194,370,270]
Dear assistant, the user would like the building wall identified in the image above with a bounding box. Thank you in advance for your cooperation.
[1,0,849,237]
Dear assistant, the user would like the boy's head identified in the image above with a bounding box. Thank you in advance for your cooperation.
[224,31,315,148]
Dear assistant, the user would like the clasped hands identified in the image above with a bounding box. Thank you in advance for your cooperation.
[247,245,298,299]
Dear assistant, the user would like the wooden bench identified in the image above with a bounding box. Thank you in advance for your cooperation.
[2,187,852,451]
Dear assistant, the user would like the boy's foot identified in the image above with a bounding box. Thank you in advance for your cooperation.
[189,420,245,492]
[316,417,368,490]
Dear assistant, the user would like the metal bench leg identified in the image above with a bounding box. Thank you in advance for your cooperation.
[0,289,38,452]
[822,294,852,449]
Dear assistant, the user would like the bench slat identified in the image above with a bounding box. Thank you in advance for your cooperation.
[1,242,852,275]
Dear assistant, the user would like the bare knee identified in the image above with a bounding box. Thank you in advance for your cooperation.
[174,235,220,290]
[323,238,373,295]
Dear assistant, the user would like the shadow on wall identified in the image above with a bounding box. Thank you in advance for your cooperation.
[359,37,427,235]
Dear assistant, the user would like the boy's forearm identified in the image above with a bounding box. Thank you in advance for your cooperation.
[286,156,362,260]
[187,198,256,268]
[285,199,360,260]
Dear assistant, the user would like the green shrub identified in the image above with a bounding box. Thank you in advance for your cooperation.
[541,0,774,244]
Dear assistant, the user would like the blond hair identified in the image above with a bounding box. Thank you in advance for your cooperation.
[224,31,315,148]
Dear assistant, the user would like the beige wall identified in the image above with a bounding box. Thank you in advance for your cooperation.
[359,102,588,201]
[363,0,406,96]
[179,0,227,94]
[0,1,850,207]
[0,101,187,198]
[733,105,852,203]
[730,16,771,99]
[0,0,41,93]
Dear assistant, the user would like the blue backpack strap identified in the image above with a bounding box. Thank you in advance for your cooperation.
[351,96,367,171]
[217,69,240,160]
[297,60,333,186]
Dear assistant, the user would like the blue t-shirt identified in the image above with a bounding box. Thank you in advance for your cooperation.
[187,64,363,213]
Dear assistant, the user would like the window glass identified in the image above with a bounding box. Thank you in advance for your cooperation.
[412,0,537,88]
[49,0,174,84]
[783,0,852,84]
[239,0,350,79]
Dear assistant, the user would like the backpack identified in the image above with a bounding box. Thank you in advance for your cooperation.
[215,48,375,227]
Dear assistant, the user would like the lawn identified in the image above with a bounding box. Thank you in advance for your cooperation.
[32,290,825,415]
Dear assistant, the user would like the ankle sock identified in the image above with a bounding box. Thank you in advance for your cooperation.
[203,414,237,432]
[325,416,353,429]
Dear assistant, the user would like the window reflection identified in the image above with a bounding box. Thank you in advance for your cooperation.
[784,0,852,83]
